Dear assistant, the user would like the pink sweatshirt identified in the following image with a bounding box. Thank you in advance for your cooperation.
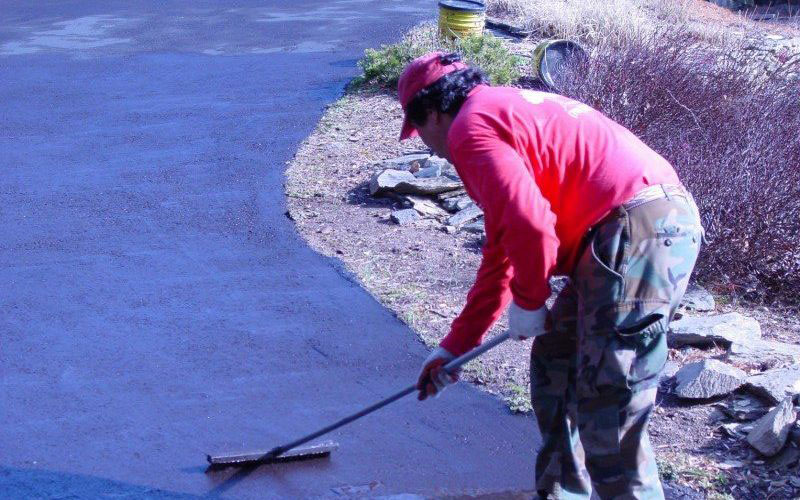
[440,85,679,355]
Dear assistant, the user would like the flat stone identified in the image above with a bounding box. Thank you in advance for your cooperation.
[766,445,800,471]
[442,171,461,182]
[370,169,416,196]
[379,153,430,170]
[390,209,420,225]
[746,396,798,456]
[422,155,450,170]
[668,312,761,348]
[673,359,746,400]
[392,177,463,196]
[441,198,457,212]
[404,195,448,218]
[422,155,460,181]
[720,421,754,439]
[447,204,483,228]
[714,393,771,421]
[745,365,800,405]
[790,423,800,446]
[442,195,474,213]
[462,219,485,234]
[454,198,473,212]
[414,155,449,178]
[435,189,467,201]
[660,360,680,382]
[434,161,461,182]
[679,285,716,312]
[414,164,441,178]
[728,339,800,366]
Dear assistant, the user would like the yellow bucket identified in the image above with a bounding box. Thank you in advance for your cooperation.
[438,0,486,39]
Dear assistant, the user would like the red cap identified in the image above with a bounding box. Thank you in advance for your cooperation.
[397,51,467,140]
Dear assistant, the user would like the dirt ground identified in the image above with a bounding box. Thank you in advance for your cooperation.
[284,3,800,497]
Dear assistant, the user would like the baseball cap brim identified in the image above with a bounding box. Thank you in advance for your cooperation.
[399,116,419,140]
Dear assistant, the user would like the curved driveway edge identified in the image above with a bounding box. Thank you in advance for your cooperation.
[0,2,538,498]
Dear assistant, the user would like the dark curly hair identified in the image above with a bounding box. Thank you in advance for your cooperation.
[406,53,489,127]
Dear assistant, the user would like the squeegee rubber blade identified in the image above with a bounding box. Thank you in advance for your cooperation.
[206,442,338,470]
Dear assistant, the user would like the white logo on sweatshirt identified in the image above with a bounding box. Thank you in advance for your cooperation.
[519,90,593,119]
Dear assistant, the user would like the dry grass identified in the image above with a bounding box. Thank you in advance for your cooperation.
[487,0,704,43]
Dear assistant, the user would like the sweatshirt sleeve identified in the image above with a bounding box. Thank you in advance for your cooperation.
[439,133,559,354]
[439,239,514,355]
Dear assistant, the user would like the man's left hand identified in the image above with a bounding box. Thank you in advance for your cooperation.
[507,302,549,340]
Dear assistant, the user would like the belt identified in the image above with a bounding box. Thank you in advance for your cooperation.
[578,183,702,270]
[622,184,692,211]
[621,183,707,243]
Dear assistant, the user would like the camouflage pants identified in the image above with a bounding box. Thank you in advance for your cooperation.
[531,186,703,499]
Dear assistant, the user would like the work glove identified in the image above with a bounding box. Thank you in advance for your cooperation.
[416,347,457,401]
[507,302,549,340]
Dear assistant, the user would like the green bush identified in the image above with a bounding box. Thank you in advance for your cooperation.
[458,32,522,85]
[352,23,522,89]
[355,43,423,88]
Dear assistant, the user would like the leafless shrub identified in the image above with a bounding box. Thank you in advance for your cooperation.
[552,28,800,305]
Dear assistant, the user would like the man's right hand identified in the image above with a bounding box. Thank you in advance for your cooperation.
[416,347,457,400]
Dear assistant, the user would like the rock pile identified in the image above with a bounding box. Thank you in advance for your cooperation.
[664,309,800,458]
[668,311,800,367]
[370,153,485,235]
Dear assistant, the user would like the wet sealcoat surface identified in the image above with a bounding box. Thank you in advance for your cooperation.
[0,2,538,498]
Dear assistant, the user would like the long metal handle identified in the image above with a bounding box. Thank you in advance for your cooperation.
[270,332,511,458]
[442,331,510,373]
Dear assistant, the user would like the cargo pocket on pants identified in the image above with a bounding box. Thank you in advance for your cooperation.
[579,311,668,398]
[616,313,668,392]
